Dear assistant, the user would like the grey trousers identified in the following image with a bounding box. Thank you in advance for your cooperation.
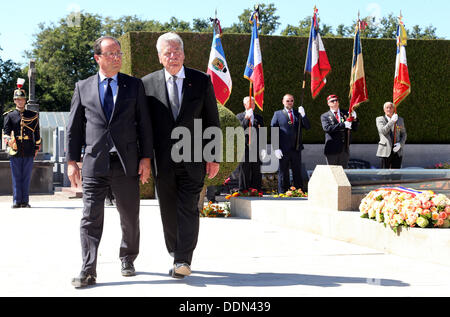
[79,156,140,276]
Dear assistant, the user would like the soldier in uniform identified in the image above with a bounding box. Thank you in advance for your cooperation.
[3,79,41,208]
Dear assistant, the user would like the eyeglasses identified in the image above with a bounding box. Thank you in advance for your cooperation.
[100,52,124,59]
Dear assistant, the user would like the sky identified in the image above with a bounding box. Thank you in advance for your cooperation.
[0,0,448,65]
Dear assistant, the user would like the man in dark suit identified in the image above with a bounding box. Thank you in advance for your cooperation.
[271,94,311,193]
[236,96,264,191]
[320,94,359,168]
[142,32,220,279]
[67,36,153,288]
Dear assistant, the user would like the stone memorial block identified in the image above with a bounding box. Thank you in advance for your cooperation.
[308,165,352,211]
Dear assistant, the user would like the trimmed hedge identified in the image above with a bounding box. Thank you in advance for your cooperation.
[120,32,450,144]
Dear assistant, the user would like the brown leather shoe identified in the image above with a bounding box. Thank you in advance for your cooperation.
[169,262,191,279]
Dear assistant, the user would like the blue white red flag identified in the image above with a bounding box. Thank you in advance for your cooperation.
[207,19,232,106]
[393,20,411,107]
[243,10,264,111]
[304,8,331,99]
[349,20,368,113]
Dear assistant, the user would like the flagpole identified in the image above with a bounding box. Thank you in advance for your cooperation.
[393,10,403,145]
[296,8,315,151]
[347,13,359,152]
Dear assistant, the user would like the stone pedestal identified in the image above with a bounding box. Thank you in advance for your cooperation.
[308,165,352,211]
[0,160,54,194]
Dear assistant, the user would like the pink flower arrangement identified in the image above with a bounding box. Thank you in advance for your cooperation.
[359,187,450,232]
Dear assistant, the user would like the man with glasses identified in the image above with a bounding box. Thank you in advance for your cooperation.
[271,94,310,193]
[67,36,153,288]
[320,94,359,168]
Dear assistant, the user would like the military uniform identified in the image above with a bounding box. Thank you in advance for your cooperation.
[3,84,41,208]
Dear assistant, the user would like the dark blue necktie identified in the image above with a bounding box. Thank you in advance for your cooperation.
[103,78,114,121]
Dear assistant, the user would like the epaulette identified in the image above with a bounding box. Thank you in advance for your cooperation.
[3,109,13,116]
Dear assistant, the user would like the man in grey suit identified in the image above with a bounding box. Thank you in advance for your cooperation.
[142,32,220,279]
[67,36,153,288]
[376,101,407,168]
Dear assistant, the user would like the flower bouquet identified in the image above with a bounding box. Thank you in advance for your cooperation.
[359,186,450,232]
[225,188,264,200]
[200,201,230,218]
[272,187,308,198]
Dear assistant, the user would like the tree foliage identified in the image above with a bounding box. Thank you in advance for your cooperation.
[0,45,24,124]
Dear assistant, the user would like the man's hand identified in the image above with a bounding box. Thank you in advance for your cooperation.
[298,106,306,117]
[244,109,253,120]
[393,143,401,153]
[344,121,352,129]
[67,160,81,189]
[274,149,283,159]
[206,162,220,179]
[391,113,398,123]
[138,158,151,184]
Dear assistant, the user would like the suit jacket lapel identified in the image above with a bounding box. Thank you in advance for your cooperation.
[111,73,127,121]
[177,68,192,120]
[92,74,108,123]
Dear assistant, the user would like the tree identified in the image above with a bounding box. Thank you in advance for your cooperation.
[280,16,333,37]
[0,45,24,123]
[26,12,103,111]
[224,3,280,35]
[103,15,163,38]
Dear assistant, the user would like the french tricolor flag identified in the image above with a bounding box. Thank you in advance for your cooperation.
[244,10,264,111]
[349,20,368,113]
[393,21,411,107]
[207,19,232,106]
[305,8,331,99]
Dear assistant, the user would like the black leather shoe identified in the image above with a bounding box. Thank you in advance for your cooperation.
[121,261,136,277]
[12,204,21,208]
[169,262,191,279]
[21,203,31,208]
[71,272,96,288]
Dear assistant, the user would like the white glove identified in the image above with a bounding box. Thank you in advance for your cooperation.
[298,106,306,117]
[260,149,267,161]
[351,110,357,119]
[390,113,398,123]
[344,121,352,129]
[393,143,401,153]
[245,109,253,119]
[274,149,283,159]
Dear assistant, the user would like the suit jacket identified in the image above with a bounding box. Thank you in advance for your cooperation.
[376,115,407,157]
[321,109,359,155]
[271,109,311,153]
[141,66,220,181]
[236,112,264,162]
[66,72,153,177]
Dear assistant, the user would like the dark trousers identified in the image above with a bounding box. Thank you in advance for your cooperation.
[238,161,262,191]
[80,155,140,276]
[380,152,403,169]
[278,150,302,193]
[155,163,204,265]
[10,156,34,205]
[325,151,350,169]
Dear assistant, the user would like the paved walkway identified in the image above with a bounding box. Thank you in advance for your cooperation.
[1,195,449,297]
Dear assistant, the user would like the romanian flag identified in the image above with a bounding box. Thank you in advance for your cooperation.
[304,7,331,99]
[207,18,232,106]
[393,20,411,107]
[349,20,368,113]
[243,9,264,111]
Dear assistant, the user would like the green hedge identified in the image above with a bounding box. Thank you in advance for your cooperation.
[120,32,450,144]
